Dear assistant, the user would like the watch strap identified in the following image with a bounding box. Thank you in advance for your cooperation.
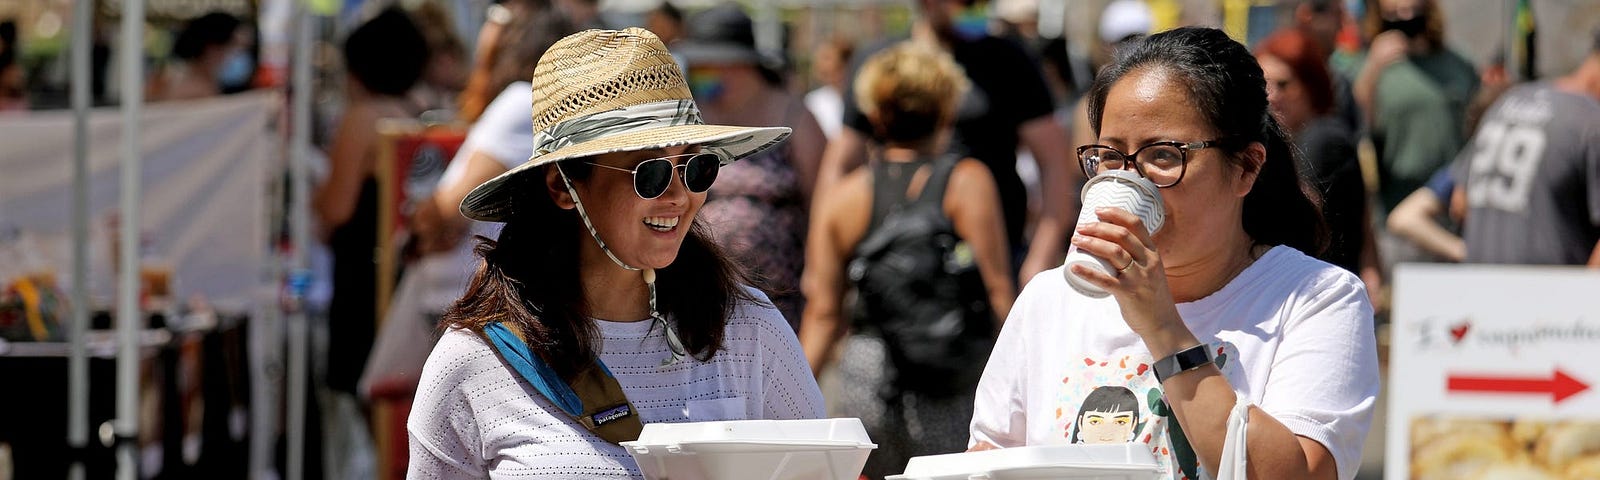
[1153,343,1214,383]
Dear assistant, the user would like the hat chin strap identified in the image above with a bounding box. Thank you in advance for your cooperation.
[557,166,688,365]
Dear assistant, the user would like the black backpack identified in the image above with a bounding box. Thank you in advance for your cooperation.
[849,154,996,398]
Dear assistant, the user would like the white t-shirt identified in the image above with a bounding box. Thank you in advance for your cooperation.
[804,86,844,142]
[406,287,826,479]
[438,81,535,189]
[969,246,1379,480]
[437,81,532,242]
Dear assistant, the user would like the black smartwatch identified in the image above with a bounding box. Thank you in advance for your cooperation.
[1153,344,1214,383]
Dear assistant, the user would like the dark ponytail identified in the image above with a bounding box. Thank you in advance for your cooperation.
[1087,26,1328,256]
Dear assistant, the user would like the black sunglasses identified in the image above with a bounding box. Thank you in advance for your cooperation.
[585,152,721,199]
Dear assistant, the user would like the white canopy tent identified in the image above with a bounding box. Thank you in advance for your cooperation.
[60,0,316,479]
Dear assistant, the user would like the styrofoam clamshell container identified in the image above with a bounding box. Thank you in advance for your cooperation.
[887,443,1165,480]
[621,418,877,480]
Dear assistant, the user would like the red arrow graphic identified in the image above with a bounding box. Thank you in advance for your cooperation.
[1447,369,1590,404]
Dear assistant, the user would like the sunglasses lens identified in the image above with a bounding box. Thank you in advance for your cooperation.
[634,159,673,199]
[683,153,720,193]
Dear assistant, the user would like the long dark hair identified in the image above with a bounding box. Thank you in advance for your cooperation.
[442,160,759,380]
[1087,26,1328,256]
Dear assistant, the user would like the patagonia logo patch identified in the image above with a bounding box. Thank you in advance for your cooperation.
[591,404,632,426]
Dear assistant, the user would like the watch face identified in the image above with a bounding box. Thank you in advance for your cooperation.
[1157,344,1215,383]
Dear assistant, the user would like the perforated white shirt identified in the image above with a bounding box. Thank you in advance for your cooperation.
[406,288,825,479]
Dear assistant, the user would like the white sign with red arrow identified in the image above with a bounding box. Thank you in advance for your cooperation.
[1446,369,1589,404]
[1385,265,1600,479]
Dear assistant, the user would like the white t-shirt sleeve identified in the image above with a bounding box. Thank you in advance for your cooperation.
[968,270,1045,449]
[437,82,535,187]
[407,331,490,480]
[1257,271,1380,480]
[743,287,827,420]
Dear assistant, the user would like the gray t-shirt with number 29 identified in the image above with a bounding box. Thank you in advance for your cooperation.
[1459,82,1600,265]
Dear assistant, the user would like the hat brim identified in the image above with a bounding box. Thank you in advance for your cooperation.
[460,123,790,222]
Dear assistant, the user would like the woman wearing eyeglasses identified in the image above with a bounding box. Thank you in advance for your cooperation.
[406,29,823,479]
[968,27,1378,480]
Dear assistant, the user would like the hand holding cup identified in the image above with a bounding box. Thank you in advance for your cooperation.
[1062,170,1165,298]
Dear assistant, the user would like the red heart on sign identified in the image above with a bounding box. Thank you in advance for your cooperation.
[1449,322,1471,343]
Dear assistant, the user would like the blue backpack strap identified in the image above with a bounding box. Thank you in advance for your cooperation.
[483,322,585,416]
[482,321,643,443]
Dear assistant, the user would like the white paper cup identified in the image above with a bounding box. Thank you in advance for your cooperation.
[1063,170,1165,298]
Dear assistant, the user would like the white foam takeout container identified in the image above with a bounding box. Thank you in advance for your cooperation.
[887,443,1165,480]
[621,418,877,480]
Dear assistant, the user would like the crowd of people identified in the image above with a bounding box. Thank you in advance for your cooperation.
[315,0,1598,479]
[6,0,1589,478]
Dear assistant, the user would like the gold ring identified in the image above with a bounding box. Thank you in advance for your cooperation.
[1117,258,1134,272]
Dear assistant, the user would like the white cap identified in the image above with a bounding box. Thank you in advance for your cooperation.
[994,0,1039,24]
[1099,0,1153,44]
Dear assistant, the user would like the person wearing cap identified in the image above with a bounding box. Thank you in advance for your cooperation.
[405,29,824,478]
[673,3,826,330]
[1097,0,1151,46]
[815,0,1081,289]
[1066,0,1152,167]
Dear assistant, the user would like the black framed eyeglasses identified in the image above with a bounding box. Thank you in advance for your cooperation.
[585,152,722,199]
[1075,140,1224,188]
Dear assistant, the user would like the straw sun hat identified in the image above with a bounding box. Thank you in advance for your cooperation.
[460,28,791,222]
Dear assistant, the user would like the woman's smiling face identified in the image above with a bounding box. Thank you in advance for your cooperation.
[552,144,708,271]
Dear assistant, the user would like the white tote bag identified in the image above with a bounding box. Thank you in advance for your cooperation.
[1206,394,1251,480]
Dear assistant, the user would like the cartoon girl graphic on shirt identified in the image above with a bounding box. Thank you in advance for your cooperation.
[1055,344,1242,479]
[1070,386,1141,444]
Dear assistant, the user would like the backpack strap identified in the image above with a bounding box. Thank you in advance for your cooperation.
[912,154,962,210]
[867,155,938,231]
[483,322,644,444]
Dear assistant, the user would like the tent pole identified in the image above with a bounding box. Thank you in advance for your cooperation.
[114,0,147,477]
[285,5,316,480]
[68,0,94,476]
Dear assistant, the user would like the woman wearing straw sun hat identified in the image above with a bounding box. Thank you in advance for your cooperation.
[406,28,825,478]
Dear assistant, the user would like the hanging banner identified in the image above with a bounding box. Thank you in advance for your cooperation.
[0,92,276,313]
[1386,264,1600,480]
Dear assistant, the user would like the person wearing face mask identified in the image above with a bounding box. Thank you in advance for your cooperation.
[150,12,248,101]
[815,0,1081,290]
[672,3,826,330]
[1350,0,1478,268]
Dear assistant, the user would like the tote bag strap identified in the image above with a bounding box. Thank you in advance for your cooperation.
[1208,393,1251,480]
